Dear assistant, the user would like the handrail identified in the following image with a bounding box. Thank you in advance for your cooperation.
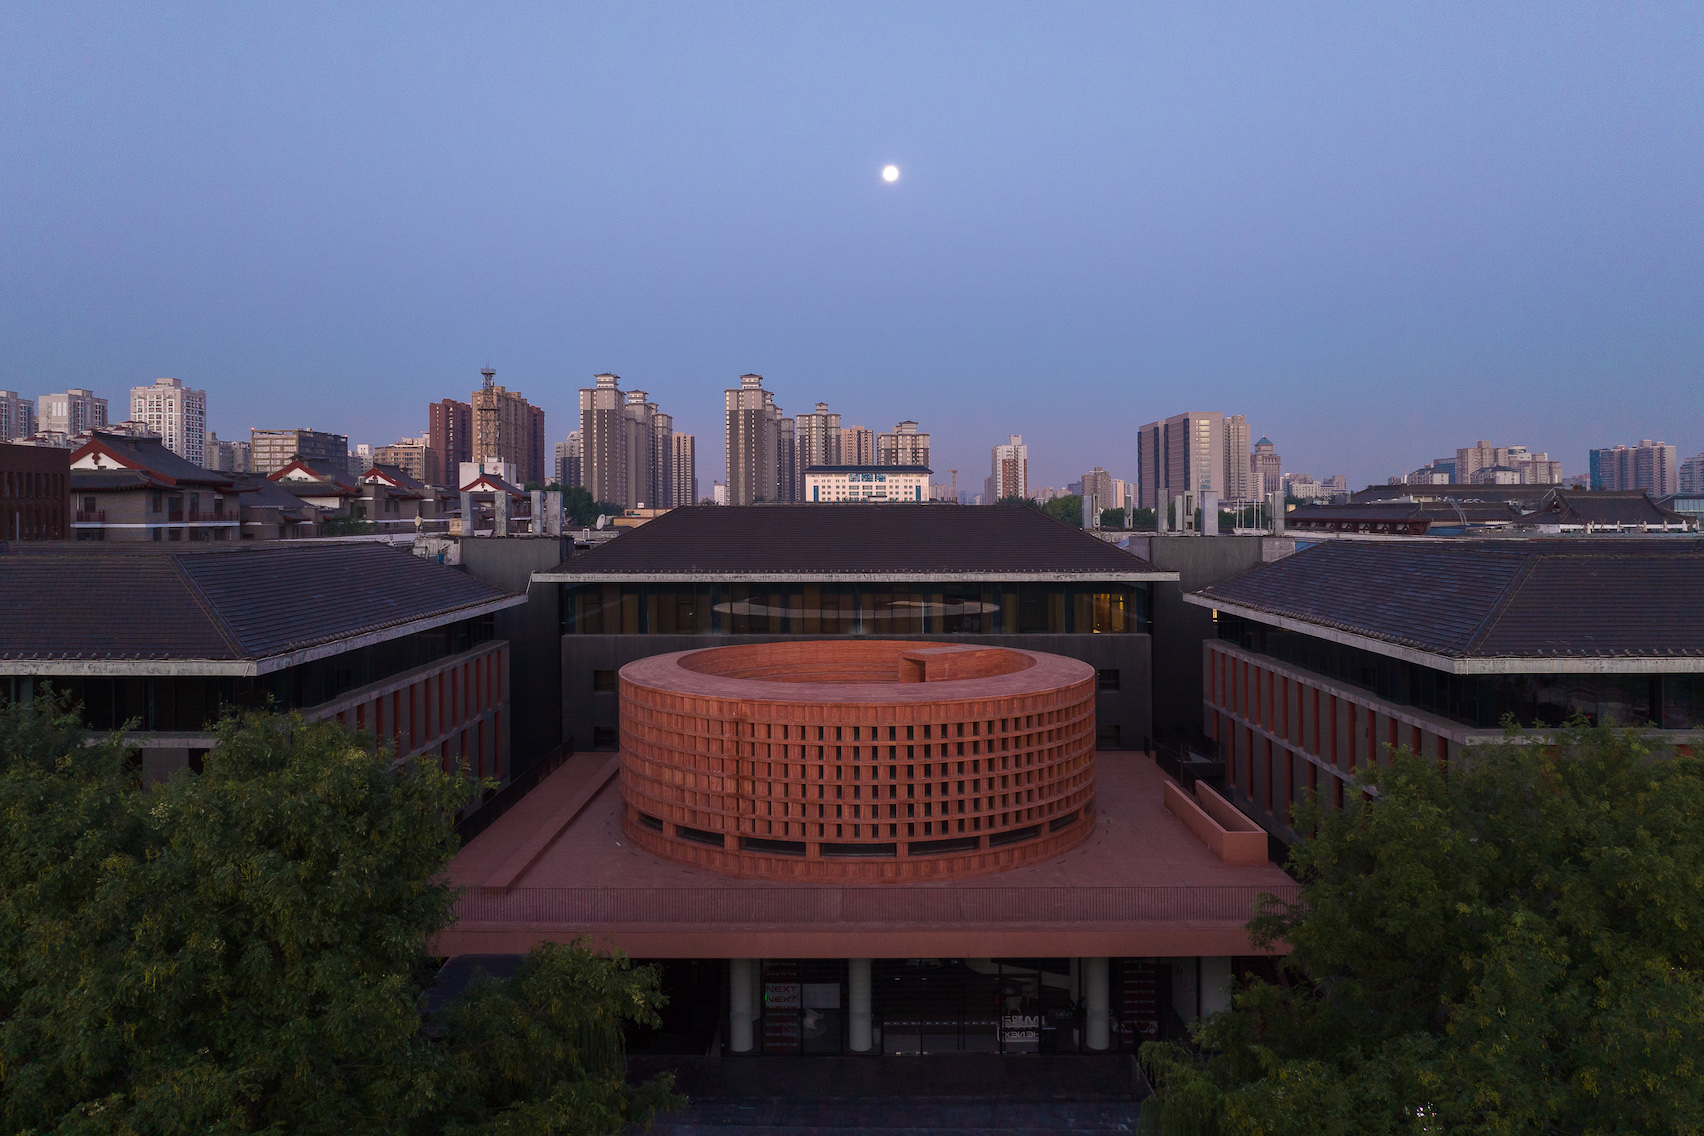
[453,885,1302,926]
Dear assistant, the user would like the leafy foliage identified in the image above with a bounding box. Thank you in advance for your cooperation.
[0,693,676,1135]
[1100,507,1127,528]
[321,515,379,536]
[559,486,625,527]
[1042,495,1083,527]
[1140,724,1704,1135]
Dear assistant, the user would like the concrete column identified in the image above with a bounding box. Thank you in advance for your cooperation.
[729,958,755,1053]
[1084,956,1110,1051]
[530,489,544,535]
[1201,956,1234,1017]
[458,491,473,536]
[1269,490,1286,535]
[848,958,873,1053]
[1201,491,1220,536]
[493,492,509,537]
[1156,490,1169,534]
[544,490,563,536]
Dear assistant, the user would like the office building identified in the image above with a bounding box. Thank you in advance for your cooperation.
[877,421,930,469]
[712,480,728,505]
[1136,412,1224,510]
[798,403,842,472]
[37,389,108,438]
[1681,451,1704,496]
[840,425,875,466]
[581,374,629,506]
[623,391,658,508]
[556,431,583,490]
[1081,468,1114,519]
[725,374,783,506]
[205,432,251,474]
[1590,440,1679,496]
[429,398,474,482]
[804,464,930,503]
[0,392,36,442]
[777,415,798,503]
[373,436,439,487]
[1222,415,1252,503]
[1189,540,1704,845]
[129,377,206,466]
[1250,437,1281,497]
[987,435,1029,502]
[650,405,675,508]
[1,443,70,541]
[249,428,348,476]
[472,369,544,487]
[1453,441,1560,486]
[672,433,697,506]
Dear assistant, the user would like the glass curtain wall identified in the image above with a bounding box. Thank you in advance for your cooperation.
[564,582,1152,636]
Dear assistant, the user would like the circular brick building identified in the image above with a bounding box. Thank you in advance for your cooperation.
[618,640,1098,881]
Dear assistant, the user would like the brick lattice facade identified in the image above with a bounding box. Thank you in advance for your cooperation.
[618,640,1098,881]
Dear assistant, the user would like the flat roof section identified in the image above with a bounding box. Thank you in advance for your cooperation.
[437,753,1297,960]
[533,505,1178,583]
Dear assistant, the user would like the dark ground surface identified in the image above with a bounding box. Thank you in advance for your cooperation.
[629,1054,1148,1135]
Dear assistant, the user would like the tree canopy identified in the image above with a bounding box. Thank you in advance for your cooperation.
[0,693,676,1136]
[1140,724,1704,1135]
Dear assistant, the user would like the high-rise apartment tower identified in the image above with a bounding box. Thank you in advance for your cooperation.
[724,374,783,505]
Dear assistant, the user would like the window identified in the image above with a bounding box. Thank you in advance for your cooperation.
[1096,724,1122,749]
[592,669,617,692]
[1096,668,1120,692]
[592,726,619,750]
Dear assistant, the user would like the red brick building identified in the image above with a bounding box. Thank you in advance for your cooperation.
[0,442,70,541]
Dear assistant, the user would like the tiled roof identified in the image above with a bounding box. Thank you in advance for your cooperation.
[366,464,428,496]
[1191,539,1704,661]
[76,432,235,488]
[0,543,525,672]
[70,469,165,491]
[461,472,525,497]
[1521,489,1690,527]
[539,505,1172,579]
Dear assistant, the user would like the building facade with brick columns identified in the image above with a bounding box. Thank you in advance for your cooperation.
[1187,538,1704,846]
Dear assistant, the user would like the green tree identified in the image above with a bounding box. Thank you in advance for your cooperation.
[1100,507,1127,528]
[1131,506,1157,530]
[1042,495,1083,528]
[560,486,625,528]
[1140,724,1704,1135]
[0,693,676,1135]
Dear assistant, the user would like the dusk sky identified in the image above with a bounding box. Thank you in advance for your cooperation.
[3,3,1701,492]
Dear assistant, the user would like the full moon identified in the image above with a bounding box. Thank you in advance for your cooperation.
[881,164,900,182]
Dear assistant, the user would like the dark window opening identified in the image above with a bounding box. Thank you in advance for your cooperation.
[1097,668,1120,691]
[741,836,806,856]
[592,726,619,750]
[989,824,1041,847]
[636,811,664,832]
[1049,810,1080,832]
[1096,724,1122,749]
[592,669,617,692]
[821,842,897,857]
[908,836,979,855]
[676,824,724,846]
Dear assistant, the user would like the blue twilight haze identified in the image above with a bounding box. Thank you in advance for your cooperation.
[2,3,1700,489]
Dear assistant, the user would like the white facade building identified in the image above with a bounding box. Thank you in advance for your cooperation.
[0,391,35,441]
[804,465,931,503]
[38,389,108,439]
[130,377,206,466]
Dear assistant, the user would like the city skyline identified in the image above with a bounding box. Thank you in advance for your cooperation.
[3,5,1701,491]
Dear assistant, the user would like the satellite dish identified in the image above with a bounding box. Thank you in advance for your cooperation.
[595,514,608,530]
